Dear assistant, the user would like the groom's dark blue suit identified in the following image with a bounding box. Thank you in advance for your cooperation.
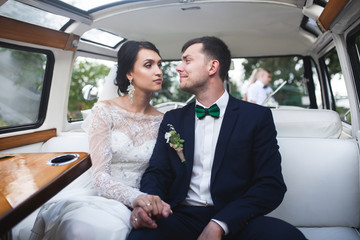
[130,95,294,239]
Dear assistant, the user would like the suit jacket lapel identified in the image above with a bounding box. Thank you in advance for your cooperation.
[182,103,196,178]
[211,96,240,185]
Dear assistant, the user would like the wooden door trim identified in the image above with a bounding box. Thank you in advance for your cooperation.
[0,129,57,151]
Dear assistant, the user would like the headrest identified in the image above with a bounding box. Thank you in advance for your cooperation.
[155,102,186,113]
[271,108,342,138]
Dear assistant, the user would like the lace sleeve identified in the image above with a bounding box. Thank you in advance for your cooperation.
[88,103,143,208]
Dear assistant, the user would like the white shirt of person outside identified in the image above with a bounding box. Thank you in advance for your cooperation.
[246,68,278,107]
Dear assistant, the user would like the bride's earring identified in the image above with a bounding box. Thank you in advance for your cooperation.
[127,80,135,104]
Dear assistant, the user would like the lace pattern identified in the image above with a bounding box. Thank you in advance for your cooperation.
[84,102,163,208]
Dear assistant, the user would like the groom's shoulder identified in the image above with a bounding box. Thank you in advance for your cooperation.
[161,102,193,122]
[166,102,193,115]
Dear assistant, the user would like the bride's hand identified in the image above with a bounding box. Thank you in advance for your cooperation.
[131,207,157,229]
[132,194,172,218]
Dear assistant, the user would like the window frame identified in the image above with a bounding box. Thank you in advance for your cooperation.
[319,46,351,123]
[346,26,360,103]
[303,56,320,109]
[0,42,54,134]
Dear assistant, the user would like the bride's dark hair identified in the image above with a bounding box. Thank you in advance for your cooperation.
[115,40,160,95]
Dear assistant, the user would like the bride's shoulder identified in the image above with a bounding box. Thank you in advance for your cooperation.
[149,106,164,117]
[98,97,121,106]
[96,97,126,111]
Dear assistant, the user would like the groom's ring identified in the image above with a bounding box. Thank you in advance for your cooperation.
[146,202,151,206]
[133,217,138,223]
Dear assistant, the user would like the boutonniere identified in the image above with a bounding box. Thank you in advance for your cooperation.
[165,124,186,164]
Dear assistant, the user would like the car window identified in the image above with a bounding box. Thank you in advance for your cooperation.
[69,55,318,121]
[0,0,69,30]
[0,42,53,133]
[322,48,350,123]
[67,56,114,121]
[230,56,312,108]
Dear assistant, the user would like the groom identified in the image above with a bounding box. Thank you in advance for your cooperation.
[127,36,306,240]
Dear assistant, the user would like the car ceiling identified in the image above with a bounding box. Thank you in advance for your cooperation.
[82,1,313,59]
[17,0,356,60]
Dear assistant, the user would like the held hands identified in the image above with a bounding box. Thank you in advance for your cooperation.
[131,194,172,229]
[132,194,169,217]
[131,207,157,229]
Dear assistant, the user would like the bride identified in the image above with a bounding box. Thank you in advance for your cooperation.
[30,40,171,240]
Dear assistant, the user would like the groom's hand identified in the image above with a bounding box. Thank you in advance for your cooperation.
[131,207,157,229]
[197,220,224,240]
[132,194,172,218]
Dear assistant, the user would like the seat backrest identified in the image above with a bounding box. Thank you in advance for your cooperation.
[268,137,360,228]
[155,102,186,113]
[41,132,89,153]
[271,108,342,138]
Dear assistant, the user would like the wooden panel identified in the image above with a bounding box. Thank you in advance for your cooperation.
[0,192,11,217]
[0,16,80,51]
[317,0,350,32]
[0,129,57,151]
[0,152,91,233]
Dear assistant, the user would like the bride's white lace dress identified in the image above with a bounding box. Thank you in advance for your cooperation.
[30,101,163,240]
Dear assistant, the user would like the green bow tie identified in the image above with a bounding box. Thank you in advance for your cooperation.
[195,104,220,119]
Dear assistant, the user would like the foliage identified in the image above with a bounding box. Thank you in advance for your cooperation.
[68,60,110,120]
[0,48,46,94]
[8,49,46,94]
[0,118,8,127]
[323,48,342,77]
[228,80,242,100]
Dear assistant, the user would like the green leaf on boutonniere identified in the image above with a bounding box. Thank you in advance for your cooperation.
[165,124,186,163]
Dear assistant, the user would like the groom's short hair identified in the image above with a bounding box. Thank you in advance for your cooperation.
[181,36,231,82]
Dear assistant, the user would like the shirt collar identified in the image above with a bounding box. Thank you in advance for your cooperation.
[195,90,229,118]
[255,80,266,88]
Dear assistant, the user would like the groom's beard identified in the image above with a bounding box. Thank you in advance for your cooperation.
[179,77,209,95]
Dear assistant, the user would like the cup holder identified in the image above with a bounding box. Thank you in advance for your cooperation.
[47,153,80,166]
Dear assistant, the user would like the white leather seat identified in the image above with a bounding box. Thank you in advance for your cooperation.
[155,102,186,113]
[298,227,360,240]
[268,138,360,240]
[41,132,89,152]
[271,108,342,138]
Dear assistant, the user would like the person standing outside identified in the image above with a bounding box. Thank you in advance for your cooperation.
[245,68,275,105]
[128,36,306,240]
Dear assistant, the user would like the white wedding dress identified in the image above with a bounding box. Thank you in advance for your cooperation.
[30,101,163,240]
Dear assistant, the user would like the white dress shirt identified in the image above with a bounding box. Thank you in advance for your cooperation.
[183,90,229,234]
[246,80,273,105]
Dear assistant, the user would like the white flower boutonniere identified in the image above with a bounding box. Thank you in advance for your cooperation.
[165,124,186,164]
